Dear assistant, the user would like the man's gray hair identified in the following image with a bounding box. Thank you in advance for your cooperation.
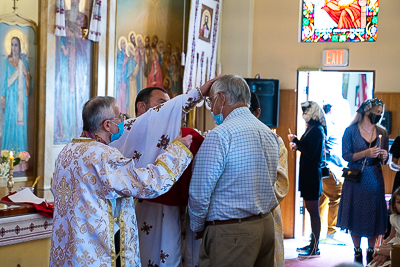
[210,74,251,106]
[82,96,117,132]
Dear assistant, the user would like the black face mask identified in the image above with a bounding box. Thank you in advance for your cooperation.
[368,112,382,125]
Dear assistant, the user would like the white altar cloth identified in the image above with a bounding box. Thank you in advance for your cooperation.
[0,213,53,246]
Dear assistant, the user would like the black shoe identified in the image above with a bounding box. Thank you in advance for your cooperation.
[296,244,310,252]
[298,247,320,257]
[366,247,374,264]
[354,247,362,264]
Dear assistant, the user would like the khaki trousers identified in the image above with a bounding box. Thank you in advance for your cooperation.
[319,172,343,235]
[199,212,275,267]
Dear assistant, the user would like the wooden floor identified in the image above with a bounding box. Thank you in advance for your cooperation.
[284,232,371,267]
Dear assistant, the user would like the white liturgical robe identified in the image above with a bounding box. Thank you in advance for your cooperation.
[50,138,192,267]
[110,88,203,266]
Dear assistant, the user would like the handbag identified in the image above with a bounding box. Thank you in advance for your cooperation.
[342,168,362,183]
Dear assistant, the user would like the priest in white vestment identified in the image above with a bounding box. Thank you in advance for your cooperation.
[50,96,193,267]
[111,78,218,267]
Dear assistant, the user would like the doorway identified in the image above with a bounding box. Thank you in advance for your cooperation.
[294,70,375,240]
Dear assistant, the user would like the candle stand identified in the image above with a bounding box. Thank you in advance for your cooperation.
[7,167,14,194]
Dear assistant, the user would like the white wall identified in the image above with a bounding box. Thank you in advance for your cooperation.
[0,0,38,23]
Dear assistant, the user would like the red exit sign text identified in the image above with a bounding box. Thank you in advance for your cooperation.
[323,49,349,67]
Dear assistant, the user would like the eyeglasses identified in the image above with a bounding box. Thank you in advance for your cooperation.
[110,113,125,121]
[101,113,126,125]
[205,94,219,109]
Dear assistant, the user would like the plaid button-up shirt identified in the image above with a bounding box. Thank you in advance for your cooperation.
[189,107,280,232]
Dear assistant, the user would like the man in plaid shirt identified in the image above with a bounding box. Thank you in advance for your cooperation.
[189,74,280,267]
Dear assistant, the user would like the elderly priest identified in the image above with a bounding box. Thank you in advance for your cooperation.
[50,96,193,267]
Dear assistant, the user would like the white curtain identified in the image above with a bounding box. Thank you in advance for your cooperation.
[55,0,102,42]
[55,0,66,37]
[88,0,102,42]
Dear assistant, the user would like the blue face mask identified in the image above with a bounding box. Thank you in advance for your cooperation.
[211,95,224,125]
[211,111,224,125]
[110,121,125,142]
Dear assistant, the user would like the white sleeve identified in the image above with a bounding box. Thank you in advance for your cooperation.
[110,88,203,161]
[103,140,193,199]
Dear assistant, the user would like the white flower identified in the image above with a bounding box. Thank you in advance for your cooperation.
[1,150,9,158]
[0,162,10,177]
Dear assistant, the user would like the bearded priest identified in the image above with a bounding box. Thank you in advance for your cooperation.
[110,76,219,267]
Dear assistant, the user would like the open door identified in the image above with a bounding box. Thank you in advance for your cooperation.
[294,70,375,239]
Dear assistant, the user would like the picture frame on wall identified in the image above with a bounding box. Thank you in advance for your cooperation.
[198,4,213,43]
[0,16,37,178]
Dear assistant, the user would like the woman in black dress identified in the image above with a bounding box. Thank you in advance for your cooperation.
[288,101,326,257]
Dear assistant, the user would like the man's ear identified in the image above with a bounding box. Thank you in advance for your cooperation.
[137,102,146,115]
[101,119,112,132]
[255,108,261,119]
[218,92,226,106]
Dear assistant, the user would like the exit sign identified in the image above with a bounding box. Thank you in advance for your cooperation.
[323,49,349,67]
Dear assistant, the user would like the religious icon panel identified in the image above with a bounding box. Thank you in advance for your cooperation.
[198,4,213,43]
[0,23,36,176]
[115,0,186,118]
[53,0,93,145]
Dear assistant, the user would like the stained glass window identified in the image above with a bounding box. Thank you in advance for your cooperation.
[300,0,379,43]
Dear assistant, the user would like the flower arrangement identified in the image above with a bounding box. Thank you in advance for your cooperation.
[0,150,30,177]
